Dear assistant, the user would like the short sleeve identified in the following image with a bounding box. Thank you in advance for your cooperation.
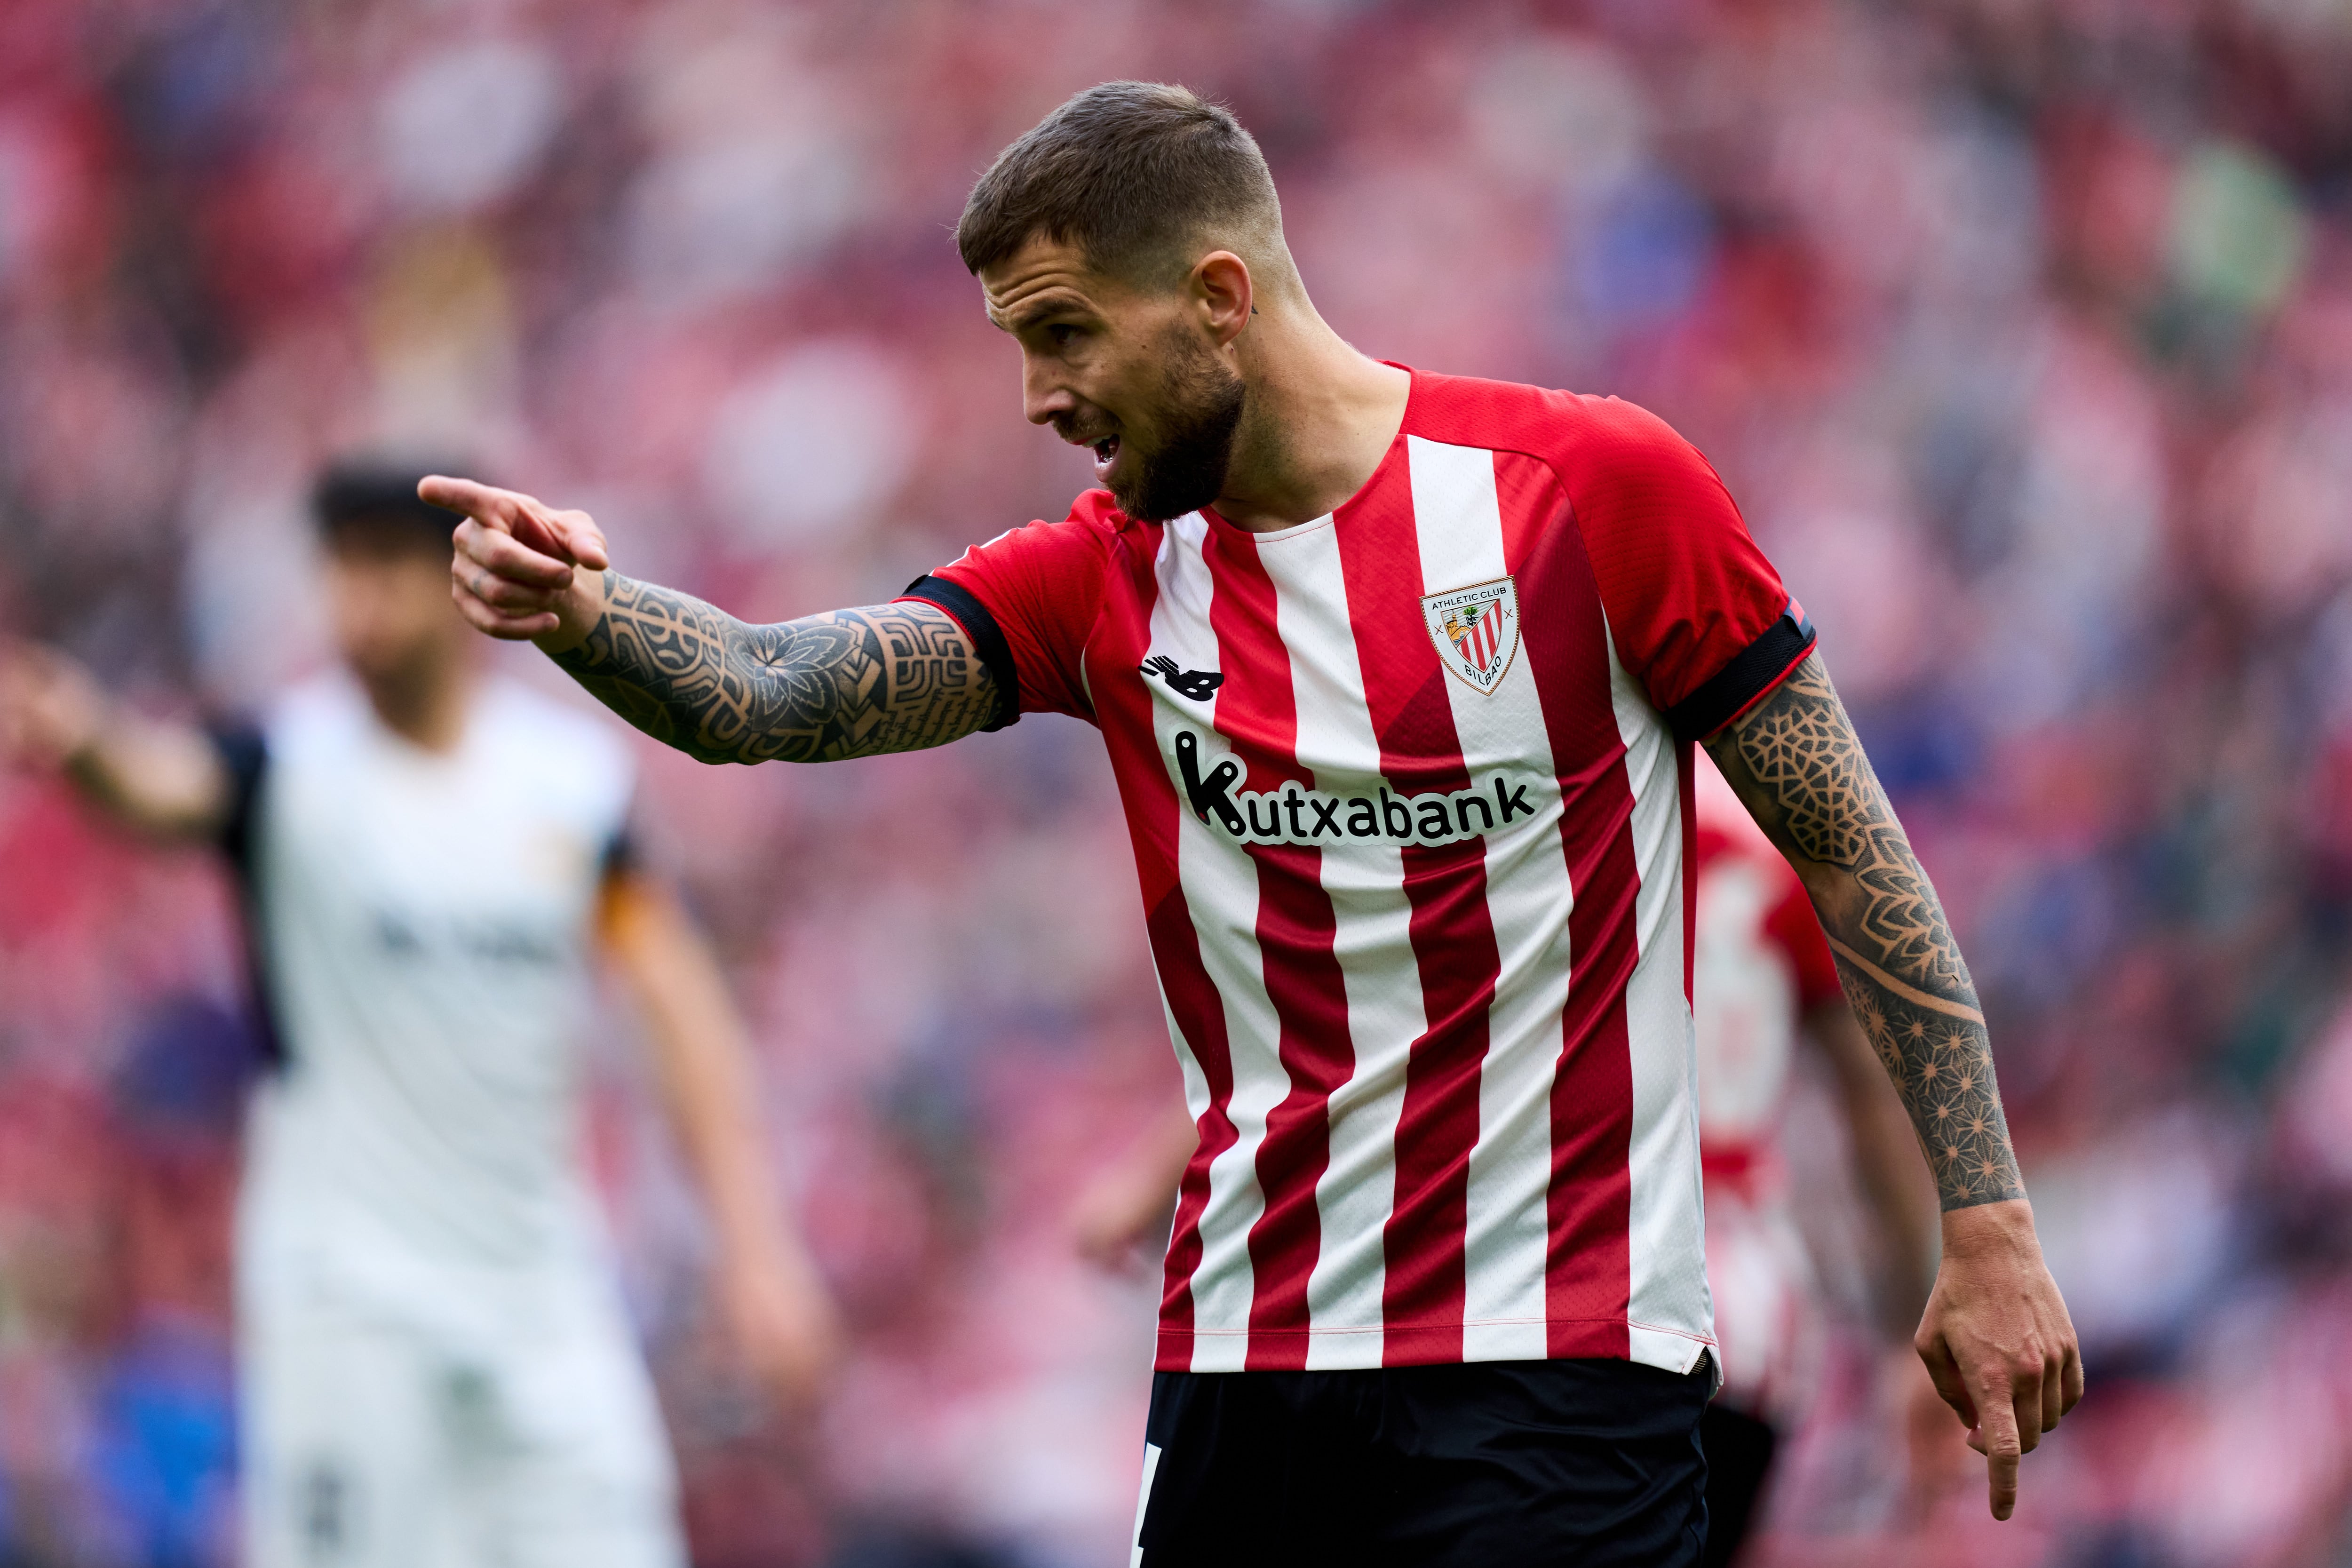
[898,496,1116,725]
[1563,400,1815,741]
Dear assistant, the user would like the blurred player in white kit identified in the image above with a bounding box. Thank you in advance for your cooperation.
[0,463,837,1568]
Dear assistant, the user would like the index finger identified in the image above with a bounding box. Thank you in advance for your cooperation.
[419,474,523,528]
[1976,1377,2023,1520]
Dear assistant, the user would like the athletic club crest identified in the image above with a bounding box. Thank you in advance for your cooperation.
[1422,577,1521,695]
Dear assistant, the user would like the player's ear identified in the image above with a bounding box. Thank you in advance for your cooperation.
[1192,251,1253,348]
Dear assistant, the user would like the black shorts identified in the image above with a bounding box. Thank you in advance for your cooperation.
[1698,1403,1780,1568]
[1135,1356,1713,1568]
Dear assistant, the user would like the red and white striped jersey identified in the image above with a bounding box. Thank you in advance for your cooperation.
[907,369,1814,1375]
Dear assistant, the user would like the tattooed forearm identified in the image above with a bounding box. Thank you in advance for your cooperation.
[1705,655,2022,1210]
[548,573,999,765]
[1730,666,1972,993]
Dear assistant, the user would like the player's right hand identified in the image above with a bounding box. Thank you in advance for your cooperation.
[421,475,611,649]
[1915,1198,2083,1522]
[0,644,105,772]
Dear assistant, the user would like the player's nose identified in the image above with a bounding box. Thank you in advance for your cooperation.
[1020,357,1077,426]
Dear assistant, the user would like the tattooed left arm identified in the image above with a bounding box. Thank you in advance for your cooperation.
[1703,653,2082,1521]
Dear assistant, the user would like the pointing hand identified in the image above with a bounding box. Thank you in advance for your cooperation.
[422,476,612,649]
[1915,1200,2083,1520]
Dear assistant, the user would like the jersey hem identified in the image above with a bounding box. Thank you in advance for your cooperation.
[1155,1317,1716,1372]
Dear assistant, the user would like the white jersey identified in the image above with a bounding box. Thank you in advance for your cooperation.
[232,673,636,1317]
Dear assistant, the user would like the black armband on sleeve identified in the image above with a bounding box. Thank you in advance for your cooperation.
[899,575,1019,732]
[1665,606,1818,743]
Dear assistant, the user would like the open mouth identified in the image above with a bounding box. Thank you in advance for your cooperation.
[1057,417,1123,478]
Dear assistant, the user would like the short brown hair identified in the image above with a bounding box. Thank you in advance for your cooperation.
[957,82,1282,285]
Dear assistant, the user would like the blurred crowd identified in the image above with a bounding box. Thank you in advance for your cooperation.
[1,0,2349,1564]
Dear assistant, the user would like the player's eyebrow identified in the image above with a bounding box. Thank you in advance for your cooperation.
[992,293,1092,334]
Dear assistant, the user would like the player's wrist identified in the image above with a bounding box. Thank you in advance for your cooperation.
[533,569,611,658]
[1938,1196,2039,1257]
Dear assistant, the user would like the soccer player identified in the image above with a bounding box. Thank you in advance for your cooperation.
[0,464,837,1568]
[436,83,2080,1566]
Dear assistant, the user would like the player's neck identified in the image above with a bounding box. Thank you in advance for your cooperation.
[359,653,475,755]
[1212,310,1409,533]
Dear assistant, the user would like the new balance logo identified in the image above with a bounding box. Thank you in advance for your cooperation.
[1174,731,1539,846]
[1142,657,1225,702]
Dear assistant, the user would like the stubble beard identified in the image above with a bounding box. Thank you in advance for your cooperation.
[1112,328,1248,523]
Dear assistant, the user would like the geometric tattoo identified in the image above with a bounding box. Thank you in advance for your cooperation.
[1704,655,2024,1211]
[548,572,1000,765]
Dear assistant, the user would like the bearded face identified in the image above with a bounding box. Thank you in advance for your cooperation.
[1048,318,1247,523]
[986,235,1254,523]
[1107,324,1248,522]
